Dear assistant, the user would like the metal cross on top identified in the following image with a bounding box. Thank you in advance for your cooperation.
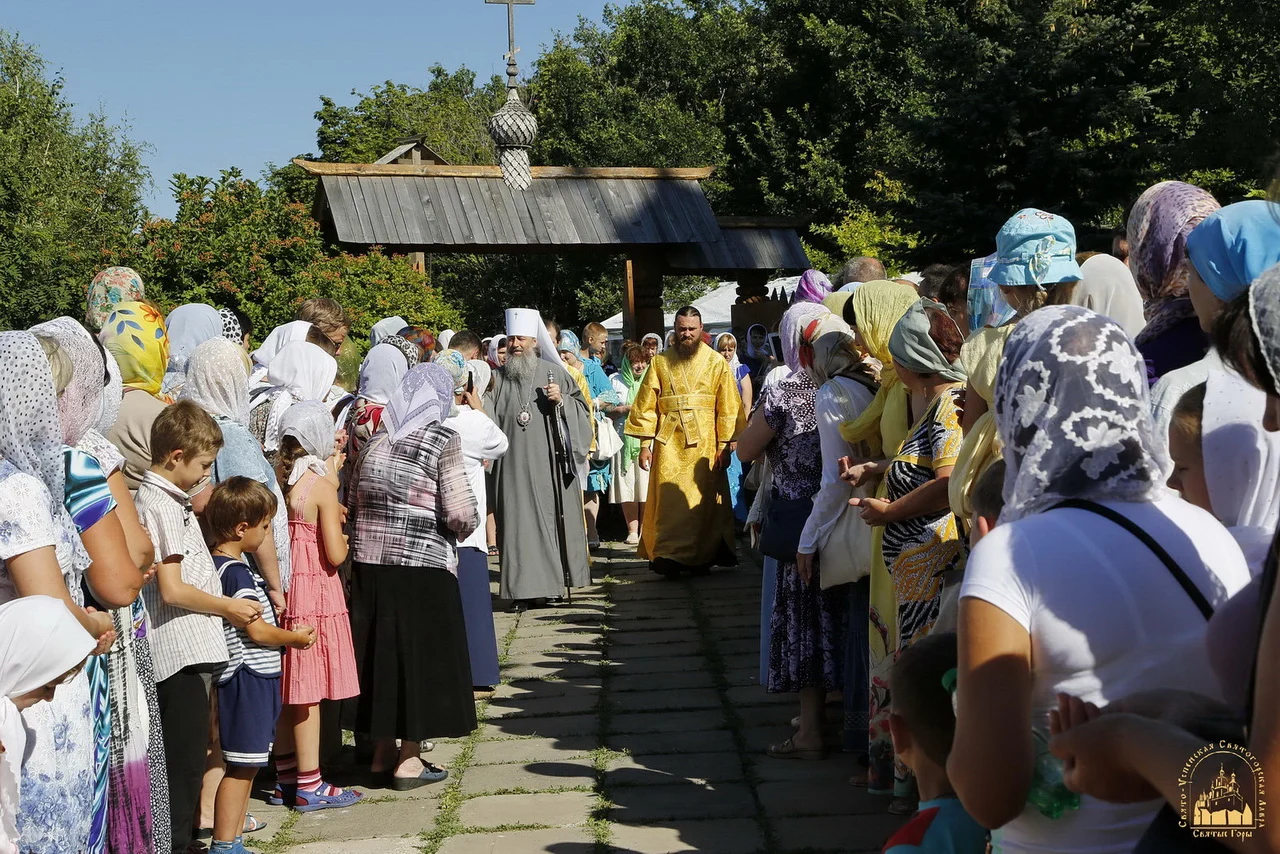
[486,0,535,86]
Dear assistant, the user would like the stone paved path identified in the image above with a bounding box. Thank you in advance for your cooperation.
[241,545,905,853]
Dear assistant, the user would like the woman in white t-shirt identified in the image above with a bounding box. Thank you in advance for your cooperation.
[948,306,1250,854]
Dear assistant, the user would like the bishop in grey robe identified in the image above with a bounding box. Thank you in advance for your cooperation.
[488,308,593,604]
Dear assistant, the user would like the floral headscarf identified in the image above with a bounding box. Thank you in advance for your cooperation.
[85,266,144,332]
[384,363,452,444]
[182,337,252,426]
[100,302,170,398]
[994,305,1167,523]
[779,303,828,372]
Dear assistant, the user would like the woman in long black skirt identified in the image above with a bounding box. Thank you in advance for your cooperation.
[346,364,480,790]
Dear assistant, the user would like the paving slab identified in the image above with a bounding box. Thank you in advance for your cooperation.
[607,781,756,821]
[608,629,702,646]
[725,686,792,707]
[494,678,604,700]
[610,710,727,735]
[610,688,721,713]
[604,751,744,787]
[460,759,597,795]
[459,790,596,830]
[607,728,736,757]
[607,818,764,854]
[609,671,716,693]
[771,814,905,852]
[289,795,440,840]
[438,827,595,853]
[605,656,707,676]
[470,736,595,766]
[608,641,703,659]
[481,713,598,740]
[755,779,876,817]
[486,693,601,719]
[289,839,425,854]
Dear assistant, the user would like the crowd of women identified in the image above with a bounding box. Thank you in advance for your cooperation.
[740,186,1280,853]
[0,282,523,853]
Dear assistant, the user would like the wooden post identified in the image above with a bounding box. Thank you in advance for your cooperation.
[734,269,770,304]
[409,147,427,273]
[624,255,664,341]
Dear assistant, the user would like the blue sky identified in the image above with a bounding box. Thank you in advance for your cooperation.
[4,0,611,217]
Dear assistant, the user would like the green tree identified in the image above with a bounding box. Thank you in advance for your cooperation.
[0,31,148,329]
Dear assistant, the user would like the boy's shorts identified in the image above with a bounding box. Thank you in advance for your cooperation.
[218,669,282,767]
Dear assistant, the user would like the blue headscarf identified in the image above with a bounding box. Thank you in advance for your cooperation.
[1186,200,1280,302]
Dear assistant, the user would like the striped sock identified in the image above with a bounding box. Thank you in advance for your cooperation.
[297,768,322,793]
[275,753,298,787]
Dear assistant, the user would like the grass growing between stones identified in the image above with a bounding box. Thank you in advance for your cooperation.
[252,809,301,854]
[687,578,781,854]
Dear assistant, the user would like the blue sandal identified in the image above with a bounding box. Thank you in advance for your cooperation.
[266,784,294,806]
[291,784,363,812]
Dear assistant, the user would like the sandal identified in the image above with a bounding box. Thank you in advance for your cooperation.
[888,797,917,815]
[766,736,826,761]
[392,762,449,791]
[488,545,499,557]
[265,783,294,806]
[292,784,363,812]
[193,814,267,840]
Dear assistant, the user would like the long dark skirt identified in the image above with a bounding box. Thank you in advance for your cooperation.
[843,578,870,754]
[767,556,847,694]
[457,547,501,687]
[348,563,477,741]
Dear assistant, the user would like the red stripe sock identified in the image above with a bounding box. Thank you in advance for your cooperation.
[298,768,322,793]
[275,754,298,787]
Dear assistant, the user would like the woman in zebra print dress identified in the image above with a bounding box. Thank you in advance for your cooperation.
[850,298,968,812]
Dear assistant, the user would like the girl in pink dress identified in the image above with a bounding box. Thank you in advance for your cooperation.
[270,402,361,812]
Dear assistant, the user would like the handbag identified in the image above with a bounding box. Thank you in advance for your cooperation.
[591,412,623,461]
[1053,499,1236,854]
[760,494,814,561]
[818,378,876,588]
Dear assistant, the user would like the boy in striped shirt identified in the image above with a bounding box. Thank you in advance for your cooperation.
[205,478,315,854]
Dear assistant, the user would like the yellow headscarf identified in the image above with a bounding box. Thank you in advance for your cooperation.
[101,301,170,398]
[838,280,920,457]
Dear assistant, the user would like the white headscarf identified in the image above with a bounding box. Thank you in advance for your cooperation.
[0,333,90,582]
[467,360,493,398]
[1249,263,1280,392]
[251,321,313,370]
[0,595,94,851]
[279,401,335,486]
[357,344,409,407]
[1203,370,1280,573]
[714,333,743,377]
[438,329,455,350]
[370,316,408,348]
[995,305,1168,523]
[29,317,106,446]
[182,338,251,426]
[1072,255,1148,340]
[162,304,223,393]
[744,324,768,361]
[99,348,123,435]
[385,364,453,444]
[259,342,337,452]
[487,336,507,367]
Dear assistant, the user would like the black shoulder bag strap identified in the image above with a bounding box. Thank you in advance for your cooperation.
[1052,498,1214,620]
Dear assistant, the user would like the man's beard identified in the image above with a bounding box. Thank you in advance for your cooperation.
[674,337,700,358]
[505,350,540,384]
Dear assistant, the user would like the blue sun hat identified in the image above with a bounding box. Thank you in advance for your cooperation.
[988,208,1084,289]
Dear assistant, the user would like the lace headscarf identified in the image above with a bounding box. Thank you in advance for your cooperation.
[0,332,91,576]
[258,342,337,452]
[101,302,170,398]
[995,305,1167,523]
[85,266,144,332]
[384,363,453,444]
[279,401,335,486]
[30,317,106,446]
[182,337,252,426]
[1249,262,1280,394]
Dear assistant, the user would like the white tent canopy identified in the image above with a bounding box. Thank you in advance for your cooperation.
[602,275,800,338]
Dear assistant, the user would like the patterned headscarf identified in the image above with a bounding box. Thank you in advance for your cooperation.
[384,363,453,444]
[794,269,834,305]
[0,332,90,577]
[279,400,335,486]
[182,337,252,426]
[383,334,422,368]
[219,308,243,344]
[85,266,144,332]
[100,301,170,398]
[995,305,1167,523]
[436,349,470,393]
[804,313,872,388]
[779,303,828,372]
[30,317,107,446]
[1249,263,1280,394]
[1127,181,1221,305]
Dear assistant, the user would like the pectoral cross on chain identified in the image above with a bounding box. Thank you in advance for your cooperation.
[486,0,535,77]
